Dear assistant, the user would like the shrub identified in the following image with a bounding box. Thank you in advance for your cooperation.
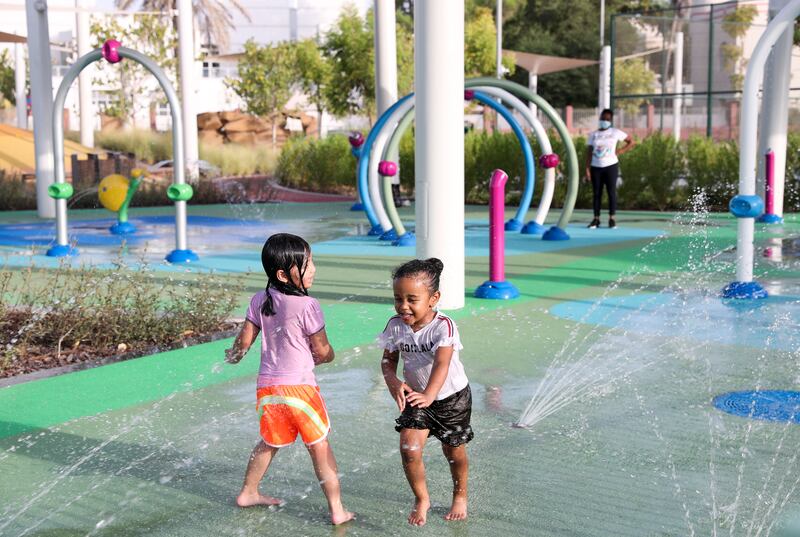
[685,135,738,210]
[94,129,278,176]
[275,134,356,193]
[1,260,243,377]
[619,133,686,211]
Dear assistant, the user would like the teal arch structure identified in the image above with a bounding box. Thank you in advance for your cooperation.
[47,43,197,263]
[356,77,579,243]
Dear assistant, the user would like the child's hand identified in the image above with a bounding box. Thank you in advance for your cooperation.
[389,380,412,411]
[406,390,435,409]
[225,347,242,364]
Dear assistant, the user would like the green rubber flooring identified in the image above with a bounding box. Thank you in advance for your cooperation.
[1,204,799,537]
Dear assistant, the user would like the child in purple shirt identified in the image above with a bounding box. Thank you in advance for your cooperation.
[225,233,354,525]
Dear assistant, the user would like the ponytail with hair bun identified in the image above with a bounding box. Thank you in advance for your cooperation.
[392,257,444,294]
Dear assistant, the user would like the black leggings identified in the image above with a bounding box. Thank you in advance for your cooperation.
[590,163,618,217]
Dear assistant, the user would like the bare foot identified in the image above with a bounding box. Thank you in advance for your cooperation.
[408,498,430,526]
[236,491,283,507]
[331,510,355,525]
[444,496,467,521]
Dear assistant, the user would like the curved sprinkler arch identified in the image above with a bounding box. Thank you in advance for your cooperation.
[368,91,535,243]
[723,0,800,299]
[465,77,578,240]
[47,43,197,262]
[472,86,556,235]
[378,86,556,242]
[356,93,415,235]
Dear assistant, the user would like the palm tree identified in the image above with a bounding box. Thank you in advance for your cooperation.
[115,0,250,52]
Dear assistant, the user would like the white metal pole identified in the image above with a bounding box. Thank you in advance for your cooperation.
[528,72,538,117]
[496,0,502,78]
[25,0,56,218]
[600,0,605,47]
[673,31,683,141]
[374,0,398,116]
[757,0,792,218]
[177,0,199,180]
[76,0,94,147]
[289,0,298,41]
[14,42,26,129]
[415,0,465,310]
[597,45,611,110]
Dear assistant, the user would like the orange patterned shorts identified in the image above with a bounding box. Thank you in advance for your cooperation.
[255,384,330,447]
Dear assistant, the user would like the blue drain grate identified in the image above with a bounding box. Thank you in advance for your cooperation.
[713,390,800,424]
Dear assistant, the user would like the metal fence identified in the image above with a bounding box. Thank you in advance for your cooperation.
[610,0,800,140]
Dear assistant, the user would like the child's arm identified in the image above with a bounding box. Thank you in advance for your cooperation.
[309,328,335,365]
[406,346,454,408]
[381,349,411,411]
[225,319,260,364]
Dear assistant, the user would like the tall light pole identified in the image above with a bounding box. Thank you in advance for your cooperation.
[600,0,605,47]
[496,0,503,78]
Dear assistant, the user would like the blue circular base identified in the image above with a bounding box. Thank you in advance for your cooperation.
[758,213,784,224]
[713,390,800,423]
[521,221,547,235]
[721,281,768,300]
[504,218,523,232]
[379,229,398,241]
[474,280,520,300]
[542,226,570,241]
[165,249,199,264]
[46,244,78,257]
[350,202,365,211]
[109,221,136,235]
[392,232,416,247]
[367,224,384,236]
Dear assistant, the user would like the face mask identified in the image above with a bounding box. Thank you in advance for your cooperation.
[599,120,612,130]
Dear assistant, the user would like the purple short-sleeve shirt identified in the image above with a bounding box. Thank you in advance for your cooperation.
[245,288,326,387]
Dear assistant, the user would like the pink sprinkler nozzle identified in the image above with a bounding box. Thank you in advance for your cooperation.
[378,161,398,177]
[102,39,122,63]
[539,153,560,169]
[464,90,475,101]
[348,132,365,148]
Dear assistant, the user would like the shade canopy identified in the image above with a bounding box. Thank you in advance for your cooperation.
[504,49,597,75]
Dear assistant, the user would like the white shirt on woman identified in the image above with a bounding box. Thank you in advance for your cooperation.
[588,127,628,168]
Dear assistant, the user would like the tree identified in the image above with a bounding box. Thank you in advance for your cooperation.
[114,0,249,52]
[90,14,177,126]
[721,5,758,91]
[0,50,15,107]
[322,5,413,120]
[613,57,656,114]
[465,6,516,77]
[293,38,331,138]
[226,39,297,146]
[503,0,657,107]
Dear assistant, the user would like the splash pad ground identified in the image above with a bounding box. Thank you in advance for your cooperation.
[1,202,800,536]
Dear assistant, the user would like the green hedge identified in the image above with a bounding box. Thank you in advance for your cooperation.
[275,130,800,212]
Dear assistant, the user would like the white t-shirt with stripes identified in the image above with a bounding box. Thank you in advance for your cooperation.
[378,313,468,400]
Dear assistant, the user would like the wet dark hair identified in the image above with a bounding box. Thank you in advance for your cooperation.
[600,108,614,119]
[260,233,311,316]
[392,258,444,294]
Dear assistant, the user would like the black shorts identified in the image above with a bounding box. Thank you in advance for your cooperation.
[395,385,474,447]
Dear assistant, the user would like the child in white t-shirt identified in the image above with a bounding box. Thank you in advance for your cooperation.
[378,258,473,527]
[585,108,635,229]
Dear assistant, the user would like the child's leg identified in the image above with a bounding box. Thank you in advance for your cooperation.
[400,428,431,526]
[441,443,469,521]
[306,439,354,525]
[236,441,283,507]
